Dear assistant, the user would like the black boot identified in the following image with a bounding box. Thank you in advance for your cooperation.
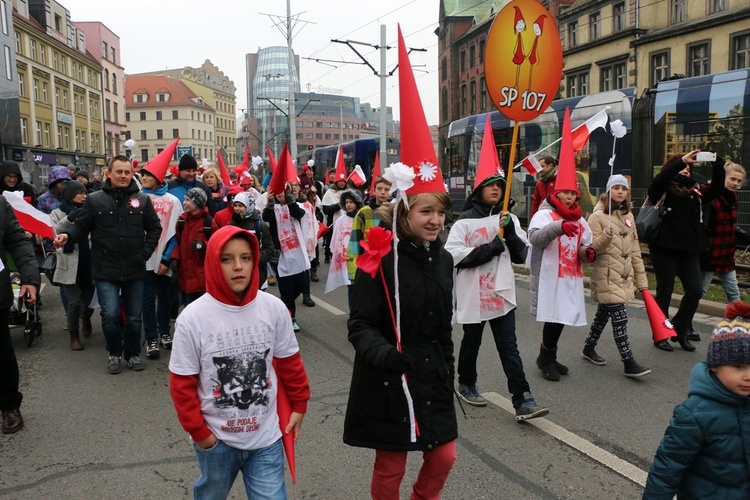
[302,294,315,307]
[623,358,651,378]
[536,345,561,382]
[671,335,696,352]
[81,308,94,338]
[582,344,606,365]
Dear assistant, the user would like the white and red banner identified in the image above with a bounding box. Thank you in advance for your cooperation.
[521,154,543,176]
[348,165,366,187]
[3,190,55,239]
[571,109,609,151]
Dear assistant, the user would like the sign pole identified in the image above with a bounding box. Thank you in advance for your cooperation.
[499,121,520,236]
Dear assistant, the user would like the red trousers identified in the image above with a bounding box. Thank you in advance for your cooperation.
[371,440,457,500]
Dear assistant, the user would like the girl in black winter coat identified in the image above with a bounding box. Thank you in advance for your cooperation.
[647,149,724,352]
[344,191,457,499]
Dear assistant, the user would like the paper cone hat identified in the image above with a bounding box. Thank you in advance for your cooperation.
[398,25,446,196]
[369,151,381,195]
[141,137,179,183]
[474,114,505,189]
[641,290,676,342]
[267,144,278,173]
[242,145,250,169]
[272,359,297,484]
[268,142,299,195]
[216,149,231,186]
[553,107,580,197]
[333,145,347,182]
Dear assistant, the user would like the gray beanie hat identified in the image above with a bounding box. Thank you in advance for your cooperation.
[606,174,629,192]
[184,187,207,209]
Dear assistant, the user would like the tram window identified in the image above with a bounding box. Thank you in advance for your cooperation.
[524,125,542,151]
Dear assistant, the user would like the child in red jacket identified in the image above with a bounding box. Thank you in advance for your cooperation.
[169,226,310,498]
[170,188,218,304]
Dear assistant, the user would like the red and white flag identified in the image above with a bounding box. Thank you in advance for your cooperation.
[571,109,609,151]
[522,155,543,175]
[3,190,55,239]
[348,164,366,187]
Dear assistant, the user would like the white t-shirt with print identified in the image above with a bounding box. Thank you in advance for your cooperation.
[169,291,299,450]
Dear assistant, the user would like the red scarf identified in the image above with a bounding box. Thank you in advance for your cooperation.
[547,195,582,222]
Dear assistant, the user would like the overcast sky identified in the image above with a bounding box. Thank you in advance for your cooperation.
[60,0,441,124]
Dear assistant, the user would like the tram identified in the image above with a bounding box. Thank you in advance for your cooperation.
[299,137,400,183]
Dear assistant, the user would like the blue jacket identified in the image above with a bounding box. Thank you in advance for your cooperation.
[643,361,750,499]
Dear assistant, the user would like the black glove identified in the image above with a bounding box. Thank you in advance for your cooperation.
[191,239,206,252]
[504,215,515,236]
[491,235,505,255]
[284,192,295,205]
[713,156,726,168]
[67,208,81,222]
[170,259,179,272]
[384,350,412,375]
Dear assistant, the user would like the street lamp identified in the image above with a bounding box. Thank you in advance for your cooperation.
[333,100,347,141]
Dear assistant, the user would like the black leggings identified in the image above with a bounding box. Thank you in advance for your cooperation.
[542,322,565,350]
[649,247,702,337]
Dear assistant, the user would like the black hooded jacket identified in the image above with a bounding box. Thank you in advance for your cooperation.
[0,161,37,207]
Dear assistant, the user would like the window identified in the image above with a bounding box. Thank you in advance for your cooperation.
[51,51,58,70]
[172,110,178,119]
[77,64,82,81]
[191,111,194,120]
[105,99,111,121]
[57,125,62,147]
[568,21,578,48]
[316,133,322,139]
[18,73,24,96]
[104,69,109,90]
[39,44,45,65]
[460,50,466,72]
[127,111,132,122]
[470,80,477,115]
[62,89,68,109]
[590,12,601,41]
[325,133,331,140]
[156,111,162,120]
[316,121,323,128]
[305,121,313,128]
[112,74,116,94]
[63,127,69,149]
[469,45,476,68]
[460,84,467,116]
[102,41,107,58]
[55,88,60,107]
[708,0,726,14]
[613,3,625,32]
[480,76,487,111]
[20,118,27,145]
[141,149,148,162]
[30,39,36,60]
[567,70,589,97]
[135,94,145,103]
[140,111,146,121]
[110,47,116,62]
[54,13,61,32]
[441,58,447,81]
[650,50,670,86]
[479,39,485,64]
[600,62,627,91]
[44,123,50,147]
[60,55,66,74]
[140,130,147,140]
[156,129,163,140]
[73,95,78,113]
[305,133,313,139]
[33,79,39,101]
[3,45,11,80]
[687,42,710,76]
[41,81,48,103]
[1,0,7,36]
[172,128,179,138]
[87,69,91,85]
[731,32,750,70]
[35,121,41,145]
[157,93,167,102]
[113,103,118,123]
[670,0,686,24]
[15,31,20,54]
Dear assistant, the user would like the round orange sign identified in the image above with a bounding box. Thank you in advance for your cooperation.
[484,0,562,122]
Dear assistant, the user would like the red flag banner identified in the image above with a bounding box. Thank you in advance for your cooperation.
[3,190,55,239]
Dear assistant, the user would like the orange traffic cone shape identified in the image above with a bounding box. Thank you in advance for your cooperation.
[641,290,675,342]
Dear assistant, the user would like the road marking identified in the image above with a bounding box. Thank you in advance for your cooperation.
[483,391,648,487]
[309,294,348,316]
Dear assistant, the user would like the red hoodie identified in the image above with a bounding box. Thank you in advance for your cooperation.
[169,226,310,443]
[213,185,245,227]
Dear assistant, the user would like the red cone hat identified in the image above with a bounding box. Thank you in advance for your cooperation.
[474,114,505,189]
[333,145,347,182]
[268,142,299,195]
[216,149,231,186]
[554,107,580,197]
[141,137,179,183]
[398,25,446,196]
[266,144,277,173]
[369,151,381,195]
[641,290,676,342]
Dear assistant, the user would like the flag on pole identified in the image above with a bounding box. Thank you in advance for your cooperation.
[3,190,55,239]
[369,151,381,195]
[216,149,232,186]
[242,145,250,169]
[521,154,543,175]
[571,109,609,151]
[348,165,366,187]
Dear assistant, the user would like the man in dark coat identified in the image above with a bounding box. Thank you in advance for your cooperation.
[0,197,41,434]
[0,161,37,207]
[167,154,213,214]
[54,155,162,375]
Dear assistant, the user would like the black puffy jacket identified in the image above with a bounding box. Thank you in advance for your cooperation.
[0,197,40,309]
[63,179,161,281]
[344,237,456,452]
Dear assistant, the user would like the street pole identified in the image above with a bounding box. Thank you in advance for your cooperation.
[379,24,387,174]
[340,102,344,139]
[287,0,297,164]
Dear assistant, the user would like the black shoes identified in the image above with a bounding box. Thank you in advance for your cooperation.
[624,358,651,378]
[653,340,673,351]
[536,346,561,382]
[582,345,606,365]
[686,330,701,342]
[2,408,24,434]
[671,336,696,352]
[302,294,315,307]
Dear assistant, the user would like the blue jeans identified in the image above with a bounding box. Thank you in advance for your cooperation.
[702,270,741,303]
[142,272,171,340]
[457,311,531,409]
[95,279,144,359]
[193,438,286,500]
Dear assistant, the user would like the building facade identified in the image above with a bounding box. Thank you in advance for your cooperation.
[0,0,22,162]
[11,0,105,184]
[136,60,237,165]
[124,74,215,164]
[74,21,125,162]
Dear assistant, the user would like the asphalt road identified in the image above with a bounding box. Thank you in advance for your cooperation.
[0,268,720,499]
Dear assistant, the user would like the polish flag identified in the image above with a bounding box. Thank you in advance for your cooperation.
[571,109,609,151]
[522,155,543,175]
[348,164,366,187]
[3,190,55,239]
